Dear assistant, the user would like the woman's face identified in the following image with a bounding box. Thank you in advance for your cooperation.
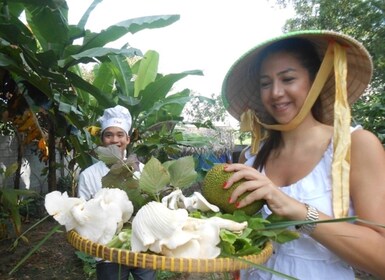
[101,126,130,154]
[259,51,313,124]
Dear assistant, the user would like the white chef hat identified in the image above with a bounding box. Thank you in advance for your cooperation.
[98,105,132,135]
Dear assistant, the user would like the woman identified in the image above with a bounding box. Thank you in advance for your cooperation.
[221,31,385,279]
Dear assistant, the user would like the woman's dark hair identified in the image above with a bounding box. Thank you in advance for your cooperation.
[253,38,322,171]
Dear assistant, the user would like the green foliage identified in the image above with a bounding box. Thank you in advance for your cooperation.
[140,156,198,198]
[274,0,385,144]
[353,92,385,145]
[0,0,204,177]
[97,145,198,206]
[75,251,97,279]
[0,163,38,237]
[183,92,228,124]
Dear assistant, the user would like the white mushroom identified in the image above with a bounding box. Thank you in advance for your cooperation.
[131,201,195,253]
[45,191,85,231]
[161,189,220,212]
[161,189,183,210]
[45,188,134,245]
[131,201,247,259]
[186,192,220,213]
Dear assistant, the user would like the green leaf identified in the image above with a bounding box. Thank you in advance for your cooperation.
[95,145,122,165]
[60,47,140,68]
[4,162,18,178]
[0,17,37,51]
[274,229,300,244]
[25,2,69,47]
[66,71,115,107]
[109,54,135,98]
[82,15,180,50]
[134,71,203,115]
[0,188,37,235]
[125,188,149,213]
[264,216,357,230]
[102,171,139,190]
[134,50,159,97]
[92,62,115,94]
[166,156,197,189]
[77,0,103,30]
[139,157,170,196]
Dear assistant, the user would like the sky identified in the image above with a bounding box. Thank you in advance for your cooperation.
[66,0,294,125]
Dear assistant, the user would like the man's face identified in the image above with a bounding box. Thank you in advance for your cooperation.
[101,126,130,154]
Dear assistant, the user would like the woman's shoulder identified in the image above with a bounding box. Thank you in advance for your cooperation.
[351,128,384,162]
[351,127,382,147]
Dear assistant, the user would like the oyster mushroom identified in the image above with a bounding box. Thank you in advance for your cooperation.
[187,192,220,212]
[45,188,134,244]
[131,201,195,253]
[131,201,247,259]
[45,191,85,231]
[161,189,220,212]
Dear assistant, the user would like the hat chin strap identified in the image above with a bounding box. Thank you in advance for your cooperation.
[241,42,350,219]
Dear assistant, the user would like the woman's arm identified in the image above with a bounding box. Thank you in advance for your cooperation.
[224,129,385,278]
[311,129,385,278]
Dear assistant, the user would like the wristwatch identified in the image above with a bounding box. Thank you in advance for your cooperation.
[296,203,319,235]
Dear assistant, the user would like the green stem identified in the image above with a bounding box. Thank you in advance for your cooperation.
[9,224,63,275]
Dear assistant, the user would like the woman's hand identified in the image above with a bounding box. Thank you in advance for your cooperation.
[223,163,306,220]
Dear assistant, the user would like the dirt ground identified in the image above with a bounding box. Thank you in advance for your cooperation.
[0,217,230,280]
[0,217,86,280]
[0,217,377,280]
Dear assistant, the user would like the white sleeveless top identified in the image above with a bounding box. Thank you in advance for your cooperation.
[240,128,360,279]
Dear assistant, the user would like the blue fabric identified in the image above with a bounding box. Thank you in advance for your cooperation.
[195,152,231,170]
[96,262,156,280]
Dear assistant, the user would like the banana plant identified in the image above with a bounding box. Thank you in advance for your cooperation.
[89,49,203,162]
[0,0,202,191]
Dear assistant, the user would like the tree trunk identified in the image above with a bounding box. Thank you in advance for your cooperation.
[47,118,56,192]
[14,131,23,190]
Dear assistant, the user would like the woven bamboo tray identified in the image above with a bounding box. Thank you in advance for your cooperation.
[67,230,273,273]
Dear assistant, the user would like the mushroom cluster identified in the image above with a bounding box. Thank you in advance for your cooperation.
[45,188,134,244]
[131,201,247,259]
[45,187,249,259]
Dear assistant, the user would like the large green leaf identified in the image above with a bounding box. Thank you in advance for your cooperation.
[66,70,115,107]
[0,52,53,97]
[95,145,122,166]
[139,157,170,197]
[4,2,25,18]
[0,17,37,51]
[68,65,95,107]
[24,1,69,48]
[108,54,135,97]
[93,62,115,95]
[139,91,192,126]
[77,0,102,30]
[166,156,197,189]
[59,47,141,69]
[161,90,192,116]
[0,188,37,235]
[131,70,203,117]
[69,134,96,169]
[134,50,159,97]
[82,15,180,50]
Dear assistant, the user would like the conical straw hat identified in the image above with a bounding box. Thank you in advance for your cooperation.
[221,30,372,124]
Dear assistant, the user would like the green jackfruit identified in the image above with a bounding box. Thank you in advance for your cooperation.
[202,163,265,215]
